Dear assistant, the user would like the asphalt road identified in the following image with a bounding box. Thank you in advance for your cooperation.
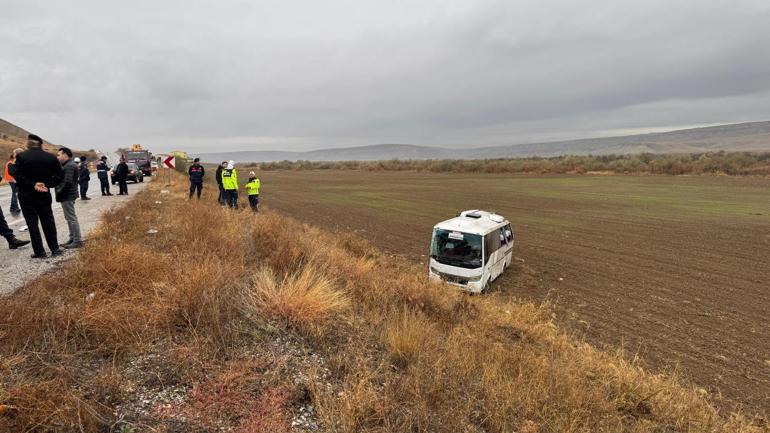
[0,174,150,295]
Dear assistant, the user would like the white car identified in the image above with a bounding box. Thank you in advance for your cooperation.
[428,210,514,294]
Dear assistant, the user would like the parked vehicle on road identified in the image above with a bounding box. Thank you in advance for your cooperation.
[428,210,514,294]
[112,162,144,184]
[126,144,153,176]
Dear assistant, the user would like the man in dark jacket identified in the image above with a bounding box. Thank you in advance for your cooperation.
[0,172,30,250]
[9,134,64,258]
[115,156,129,195]
[56,147,83,248]
[188,157,205,199]
[79,156,91,200]
[96,156,112,196]
[215,160,226,205]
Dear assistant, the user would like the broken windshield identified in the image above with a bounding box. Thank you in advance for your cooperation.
[430,229,483,269]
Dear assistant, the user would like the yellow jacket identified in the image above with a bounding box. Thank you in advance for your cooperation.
[221,168,238,190]
[246,178,260,196]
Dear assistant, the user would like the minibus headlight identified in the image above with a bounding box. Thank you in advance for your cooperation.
[467,275,482,282]
[429,266,440,275]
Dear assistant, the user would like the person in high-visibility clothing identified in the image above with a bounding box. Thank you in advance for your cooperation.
[221,160,238,209]
[245,171,260,212]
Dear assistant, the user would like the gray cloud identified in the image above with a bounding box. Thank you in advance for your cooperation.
[1,0,769,153]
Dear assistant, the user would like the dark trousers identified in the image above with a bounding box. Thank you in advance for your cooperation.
[118,179,128,195]
[248,194,259,212]
[19,194,58,255]
[0,206,13,239]
[99,176,111,195]
[226,190,238,208]
[79,180,89,198]
[9,182,20,212]
[217,184,225,205]
[189,181,203,199]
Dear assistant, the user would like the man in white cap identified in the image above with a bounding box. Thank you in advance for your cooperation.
[221,160,238,208]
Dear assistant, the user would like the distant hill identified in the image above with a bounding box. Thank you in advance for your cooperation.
[0,118,58,150]
[198,121,770,163]
[0,119,56,164]
[0,119,94,168]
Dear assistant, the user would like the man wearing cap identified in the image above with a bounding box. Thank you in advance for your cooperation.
[221,160,238,208]
[96,156,112,196]
[9,134,64,258]
[188,157,205,200]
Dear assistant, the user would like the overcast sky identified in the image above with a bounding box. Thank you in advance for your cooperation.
[2,0,769,153]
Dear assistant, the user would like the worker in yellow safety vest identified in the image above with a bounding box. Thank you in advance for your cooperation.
[221,160,238,208]
[245,171,260,212]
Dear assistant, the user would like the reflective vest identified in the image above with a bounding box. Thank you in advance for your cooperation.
[221,168,238,190]
[246,178,260,196]
[4,161,14,182]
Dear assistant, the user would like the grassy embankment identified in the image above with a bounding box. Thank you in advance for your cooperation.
[252,152,770,176]
[0,173,766,432]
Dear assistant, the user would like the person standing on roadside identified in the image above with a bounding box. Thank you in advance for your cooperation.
[115,156,129,195]
[221,160,238,209]
[188,157,205,200]
[9,134,64,259]
[215,160,226,205]
[245,171,260,212]
[0,167,30,250]
[5,149,22,214]
[96,156,112,196]
[79,156,91,200]
[55,147,83,249]
[73,157,81,189]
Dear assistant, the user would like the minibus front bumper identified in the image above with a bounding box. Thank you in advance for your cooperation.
[429,268,483,293]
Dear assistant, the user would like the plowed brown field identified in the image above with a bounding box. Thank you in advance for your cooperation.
[257,170,770,415]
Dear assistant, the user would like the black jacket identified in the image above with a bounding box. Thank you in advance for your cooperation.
[55,158,79,202]
[215,165,224,186]
[96,160,110,179]
[10,148,64,201]
[115,162,129,180]
[79,163,91,182]
[188,164,205,183]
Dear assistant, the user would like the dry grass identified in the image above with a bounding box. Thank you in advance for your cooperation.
[247,267,350,334]
[385,309,437,368]
[0,172,766,432]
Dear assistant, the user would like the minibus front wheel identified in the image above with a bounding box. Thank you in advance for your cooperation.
[481,280,491,294]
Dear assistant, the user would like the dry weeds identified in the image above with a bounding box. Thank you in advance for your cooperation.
[0,173,766,432]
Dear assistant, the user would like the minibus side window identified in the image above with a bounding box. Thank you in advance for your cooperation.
[504,224,513,244]
[484,230,502,263]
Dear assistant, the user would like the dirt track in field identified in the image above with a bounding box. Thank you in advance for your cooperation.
[258,170,770,415]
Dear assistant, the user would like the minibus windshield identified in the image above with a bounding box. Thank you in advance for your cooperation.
[430,229,483,269]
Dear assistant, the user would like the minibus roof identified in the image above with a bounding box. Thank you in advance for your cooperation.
[434,210,509,236]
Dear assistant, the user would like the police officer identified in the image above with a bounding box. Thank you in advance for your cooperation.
[245,171,261,212]
[79,156,91,200]
[188,157,205,199]
[221,160,238,208]
[96,156,112,196]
